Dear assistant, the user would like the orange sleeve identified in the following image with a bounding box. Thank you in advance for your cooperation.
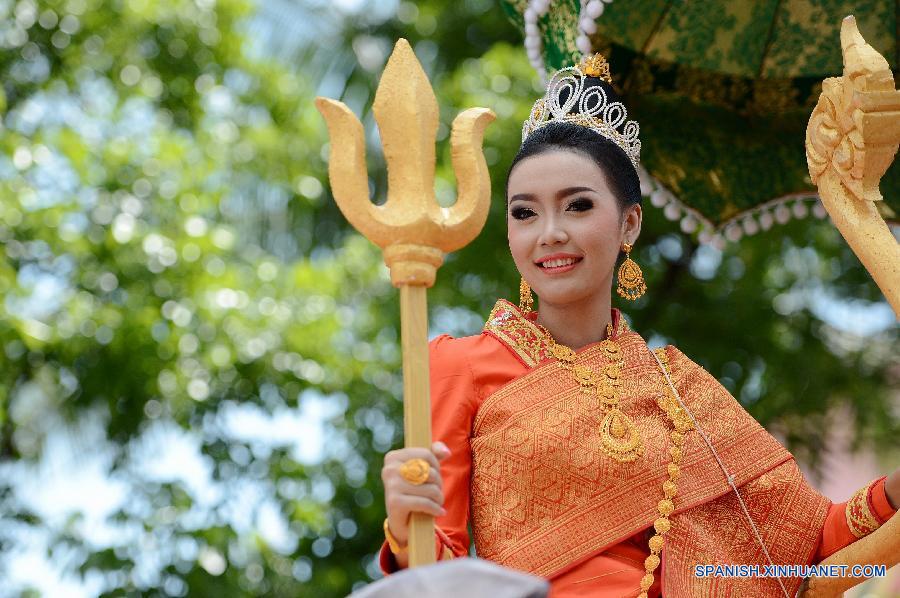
[815,476,897,561]
[379,334,479,573]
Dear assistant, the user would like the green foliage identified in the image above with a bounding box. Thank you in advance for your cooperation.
[0,1,896,597]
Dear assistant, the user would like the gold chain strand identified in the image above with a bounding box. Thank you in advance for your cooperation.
[638,348,695,598]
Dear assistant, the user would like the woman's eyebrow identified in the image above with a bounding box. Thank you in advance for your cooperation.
[509,186,596,203]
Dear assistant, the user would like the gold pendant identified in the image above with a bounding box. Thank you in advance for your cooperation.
[599,407,643,462]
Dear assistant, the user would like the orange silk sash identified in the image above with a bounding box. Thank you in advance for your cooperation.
[472,300,830,596]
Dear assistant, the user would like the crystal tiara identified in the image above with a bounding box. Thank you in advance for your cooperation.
[521,54,641,168]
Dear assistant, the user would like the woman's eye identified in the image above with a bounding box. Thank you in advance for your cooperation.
[568,198,593,211]
[511,207,535,220]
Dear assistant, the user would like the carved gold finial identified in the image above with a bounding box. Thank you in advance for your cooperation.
[578,53,612,83]
[314,38,495,287]
[804,16,900,320]
[806,16,897,204]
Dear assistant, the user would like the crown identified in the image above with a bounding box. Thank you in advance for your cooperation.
[578,53,612,82]
[522,54,641,168]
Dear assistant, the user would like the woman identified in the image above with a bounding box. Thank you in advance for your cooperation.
[378,55,898,597]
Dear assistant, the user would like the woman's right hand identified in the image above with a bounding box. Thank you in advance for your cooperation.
[382,441,452,562]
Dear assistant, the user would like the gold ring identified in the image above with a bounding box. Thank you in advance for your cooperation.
[399,458,430,485]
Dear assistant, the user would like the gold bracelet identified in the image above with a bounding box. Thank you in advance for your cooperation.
[846,482,880,538]
[383,518,408,555]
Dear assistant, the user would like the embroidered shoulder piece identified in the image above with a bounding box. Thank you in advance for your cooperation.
[482,300,551,367]
[481,299,629,368]
[846,480,881,538]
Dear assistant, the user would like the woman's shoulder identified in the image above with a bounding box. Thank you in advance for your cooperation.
[653,343,708,378]
[429,332,484,351]
[429,332,484,357]
[617,332,701,377]
[640,341,732,401]
[429,331,529,393]
[652,343,750,417]
[428,332,507,367]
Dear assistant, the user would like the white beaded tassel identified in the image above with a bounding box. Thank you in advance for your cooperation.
[812,200,827,219]
[711,234,726,251]
[577,0,614,57]
[637,164,654,196]
[725,223,743,242]
[524,0,552,84]
[679,215,697,234]
[663,201,681,221]
[774,203,791,225]
[741,215,759,236]
[792,200,808,219]
[649,188,668,208]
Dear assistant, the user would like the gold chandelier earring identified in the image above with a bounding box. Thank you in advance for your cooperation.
[616,242,646,301]
[519,276,534,312]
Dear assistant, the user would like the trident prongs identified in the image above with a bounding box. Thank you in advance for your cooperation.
[315,38,495,288]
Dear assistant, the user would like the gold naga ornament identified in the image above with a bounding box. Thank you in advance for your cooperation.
[315,39,495,568]
[805,16,900,319]
[800,15,900,598]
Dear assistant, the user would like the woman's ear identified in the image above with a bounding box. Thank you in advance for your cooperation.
[622,203,642,245]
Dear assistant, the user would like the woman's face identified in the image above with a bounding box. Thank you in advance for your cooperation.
[506,149,641,309]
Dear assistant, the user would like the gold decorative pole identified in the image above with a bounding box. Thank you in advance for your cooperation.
[801,15,900,598]
[806,16,900,319]
[315,39,494,567]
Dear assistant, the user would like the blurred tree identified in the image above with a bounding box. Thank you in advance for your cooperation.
[0,1,896,597]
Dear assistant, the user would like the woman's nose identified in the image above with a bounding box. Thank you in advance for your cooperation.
[538,217,569,245]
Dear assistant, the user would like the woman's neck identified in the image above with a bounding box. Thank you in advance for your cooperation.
[534,294,613,350]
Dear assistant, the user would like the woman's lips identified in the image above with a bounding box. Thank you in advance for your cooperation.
[537,257,583,275]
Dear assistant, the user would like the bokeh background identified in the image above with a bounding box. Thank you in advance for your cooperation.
[0,1,897,596]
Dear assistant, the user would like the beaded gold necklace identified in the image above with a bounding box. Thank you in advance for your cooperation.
[533,321,694,597]
[541,322,643,462]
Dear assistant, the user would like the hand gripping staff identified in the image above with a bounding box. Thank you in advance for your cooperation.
[315,39,495,567]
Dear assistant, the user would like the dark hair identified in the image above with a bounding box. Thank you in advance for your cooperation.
[505,78,641,212]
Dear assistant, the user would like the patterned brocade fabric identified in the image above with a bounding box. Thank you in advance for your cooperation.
[663,459,828,596]
[473,299,830,597]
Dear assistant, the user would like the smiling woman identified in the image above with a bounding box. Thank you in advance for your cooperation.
[506,121,641,351]
[376,54,899,597]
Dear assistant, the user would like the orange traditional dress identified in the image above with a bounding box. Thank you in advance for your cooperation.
[380,300,895,596]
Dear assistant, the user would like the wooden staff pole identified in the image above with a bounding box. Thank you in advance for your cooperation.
[315,38,494,567]
[400,285,434,566]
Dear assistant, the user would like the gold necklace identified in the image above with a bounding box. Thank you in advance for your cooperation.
[539,321,644,462]
[534,322,693,597]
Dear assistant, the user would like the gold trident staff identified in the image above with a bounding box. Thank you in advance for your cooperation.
[315,39,495,567]
[801,15,900,598]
